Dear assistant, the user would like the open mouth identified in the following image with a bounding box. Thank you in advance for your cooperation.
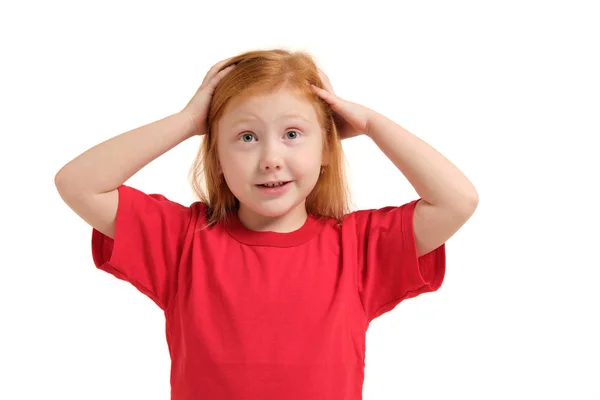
[256,181,290,189]
[257,181,290,188]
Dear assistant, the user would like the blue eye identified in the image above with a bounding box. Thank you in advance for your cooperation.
[286,130,300,139]
[239,130,301,142]
[241,133,255,142]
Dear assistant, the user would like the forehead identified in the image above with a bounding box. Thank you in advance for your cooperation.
[221,89,318,125]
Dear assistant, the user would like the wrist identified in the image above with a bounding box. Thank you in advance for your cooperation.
[177,110,200,138]
[364,110,380,138]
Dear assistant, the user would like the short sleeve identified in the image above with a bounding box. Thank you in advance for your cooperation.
[91,185,193,311]
[354,199,446,322]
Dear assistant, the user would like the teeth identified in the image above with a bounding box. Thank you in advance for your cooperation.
[263,182,286,188]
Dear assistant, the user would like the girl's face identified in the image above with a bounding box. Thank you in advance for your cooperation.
[216,88,325,232]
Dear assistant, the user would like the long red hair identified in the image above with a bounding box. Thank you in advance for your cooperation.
[188,49,352,228]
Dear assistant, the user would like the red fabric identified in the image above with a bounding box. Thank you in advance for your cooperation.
[92,184,446,399]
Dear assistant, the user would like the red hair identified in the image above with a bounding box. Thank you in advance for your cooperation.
[188,49,352,228]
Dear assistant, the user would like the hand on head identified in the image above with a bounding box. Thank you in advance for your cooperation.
[181,57,237,136]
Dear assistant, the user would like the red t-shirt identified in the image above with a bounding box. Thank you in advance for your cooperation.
[92,184,446,399]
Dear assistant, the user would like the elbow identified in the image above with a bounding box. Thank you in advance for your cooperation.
[461,191,479,216]
[54,169,69,191]
[54,168,76,195]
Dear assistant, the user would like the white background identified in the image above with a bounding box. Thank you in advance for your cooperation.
[2,0,599,399]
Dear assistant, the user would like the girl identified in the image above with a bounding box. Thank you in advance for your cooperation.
[55,49,478,400]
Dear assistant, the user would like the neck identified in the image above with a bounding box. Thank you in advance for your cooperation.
[237,203,308,233]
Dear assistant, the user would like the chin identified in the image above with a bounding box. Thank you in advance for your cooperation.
[251,203,294,217]
[245,196,304,219]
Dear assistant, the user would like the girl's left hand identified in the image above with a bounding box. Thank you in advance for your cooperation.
[311,69,376,139]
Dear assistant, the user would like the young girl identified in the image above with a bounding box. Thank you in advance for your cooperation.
[55,49,478,399]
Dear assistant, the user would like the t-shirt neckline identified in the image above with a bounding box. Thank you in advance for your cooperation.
[223,210,326,247]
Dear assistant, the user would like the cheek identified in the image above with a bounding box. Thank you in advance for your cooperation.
[298,144,323,166]
[219,149,248,171]
[223,159,255,187]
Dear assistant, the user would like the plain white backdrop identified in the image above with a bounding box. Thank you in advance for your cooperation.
[2,0,599,399]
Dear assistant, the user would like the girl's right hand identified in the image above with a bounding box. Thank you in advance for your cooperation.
[181,57,236,136]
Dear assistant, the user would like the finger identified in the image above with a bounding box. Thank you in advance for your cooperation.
[202,57,236,86]
[216,57,237,73]
[317,68,335,94]
[312,85,347,116]
[311,84,336,103]
[207,64,236,91]
[212,56,236,73]
[202,64,236,88]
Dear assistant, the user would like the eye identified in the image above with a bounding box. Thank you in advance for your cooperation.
[286,130,301,139]
[240,133,255,142]
[239,130,301,142]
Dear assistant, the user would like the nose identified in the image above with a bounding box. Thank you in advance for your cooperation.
[258,139,283,172]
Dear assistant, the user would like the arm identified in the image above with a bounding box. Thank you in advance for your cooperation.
[310,83,478,257]
[365,112,479,256]
[54,112,195,238]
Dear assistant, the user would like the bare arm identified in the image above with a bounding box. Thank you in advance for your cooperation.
[54,112,195,238]
[55,112,195,195]
[55,57,236,239]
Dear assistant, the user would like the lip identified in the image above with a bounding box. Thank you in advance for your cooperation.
[255,181,292,195]
[257,180,289,185]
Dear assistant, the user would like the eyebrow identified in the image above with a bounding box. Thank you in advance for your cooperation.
[231,113,313,127]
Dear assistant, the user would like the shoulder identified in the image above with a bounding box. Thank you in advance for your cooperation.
[341,200,420,229]
[130,187,213,235]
